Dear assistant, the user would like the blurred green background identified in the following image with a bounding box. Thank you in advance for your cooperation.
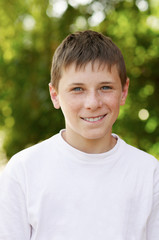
[0,0,159,163]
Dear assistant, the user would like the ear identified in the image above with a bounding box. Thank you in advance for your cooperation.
[120,78,129,106]
[49,83,60,109]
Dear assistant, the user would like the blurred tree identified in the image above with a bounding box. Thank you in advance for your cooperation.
[0,0,158,160]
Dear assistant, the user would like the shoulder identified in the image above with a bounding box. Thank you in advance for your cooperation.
[120,137,159,170]
[13,133,59,161]
[2,133,60,179]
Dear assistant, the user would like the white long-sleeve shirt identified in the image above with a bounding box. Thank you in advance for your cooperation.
[0,131,159,240]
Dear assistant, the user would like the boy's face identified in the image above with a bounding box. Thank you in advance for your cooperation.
[50,62,129,151]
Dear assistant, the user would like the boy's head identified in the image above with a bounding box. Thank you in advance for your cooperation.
[50,30,127,91]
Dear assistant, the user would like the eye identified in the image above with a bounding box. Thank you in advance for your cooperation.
[101,86,112,90]
[72,87,83,92]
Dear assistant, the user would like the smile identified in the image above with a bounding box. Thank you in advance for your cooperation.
[82,115,106,122]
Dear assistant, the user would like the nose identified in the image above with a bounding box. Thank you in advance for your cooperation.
[84,91,102,110]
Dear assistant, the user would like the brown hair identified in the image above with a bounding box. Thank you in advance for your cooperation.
[51,30,127,90]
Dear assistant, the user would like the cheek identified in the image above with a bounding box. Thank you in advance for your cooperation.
[103,94,121,108]
[60,97,82,114]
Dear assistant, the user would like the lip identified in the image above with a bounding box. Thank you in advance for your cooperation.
[81,114,106,123]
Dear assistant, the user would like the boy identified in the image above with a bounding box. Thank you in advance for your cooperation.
[0,30,159,240]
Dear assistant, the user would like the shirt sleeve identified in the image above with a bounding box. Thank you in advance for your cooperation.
[0,167,31,240]
[147,161,159,240]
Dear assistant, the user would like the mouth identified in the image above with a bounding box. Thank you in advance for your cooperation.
[81,114,106,123]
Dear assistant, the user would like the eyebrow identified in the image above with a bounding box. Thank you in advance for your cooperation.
[69,81,114,86]
[99,81,114,85]
[68,83,85,86]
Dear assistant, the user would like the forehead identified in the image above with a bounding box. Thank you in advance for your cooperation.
[63,61,112,74]
[59,62,121,86]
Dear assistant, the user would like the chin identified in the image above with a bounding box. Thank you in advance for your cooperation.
[82,131,108,141]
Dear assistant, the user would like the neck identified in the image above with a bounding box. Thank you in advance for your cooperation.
[62,130,117,154]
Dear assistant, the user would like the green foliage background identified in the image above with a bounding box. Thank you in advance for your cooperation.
[0,0,159,161]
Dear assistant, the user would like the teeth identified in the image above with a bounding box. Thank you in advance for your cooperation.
[83,115,104,122]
